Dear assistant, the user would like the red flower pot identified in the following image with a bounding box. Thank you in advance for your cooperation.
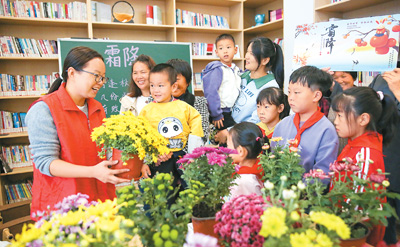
[112,149,143,180]
[192,216,219,239]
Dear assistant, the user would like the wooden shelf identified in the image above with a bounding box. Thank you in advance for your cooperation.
[1,167,33,177]
[0,96,41,100]
[0,56,58,60]
[176,26,242,34]
[244,0,277,8]
[244,19,283,34]
[0,199,31,210]
[0,16,88,27]
[176,0,242,7]
[92,22,175,31]
[0,132,28,139]
[315,0,393,13]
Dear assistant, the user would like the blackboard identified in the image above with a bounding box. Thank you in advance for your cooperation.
[58,38,192,117]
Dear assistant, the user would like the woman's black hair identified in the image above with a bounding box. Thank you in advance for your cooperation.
[48,46,103,94]
[256,87,290,120]
[128,54,156,97]
[247,37,284,89]
[166,58,192,85]
[229,122,269,159]
[332,87,399,145]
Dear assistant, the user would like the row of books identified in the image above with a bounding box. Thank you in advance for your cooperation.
[0,36,58,57]
[1,145,32,169]
[357,71,381,87]
[146,5,162,25]
[0,111,27,134]
[0,0,87,20]
[176,9,229,29]
[192,43,240,58]
[0,73,55,96]
[330,0,343,3]
[269,9,283,22]
[4,180,33,204]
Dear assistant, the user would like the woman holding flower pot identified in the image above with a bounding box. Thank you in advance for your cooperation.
[26,46,130,219]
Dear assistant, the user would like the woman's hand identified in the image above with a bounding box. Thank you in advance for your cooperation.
[214,129,228,144]
[92,160,131,184]
[141,164,151,178]
[383,68,400,101]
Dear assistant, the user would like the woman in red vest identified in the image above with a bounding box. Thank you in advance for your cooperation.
[26,46,130,219]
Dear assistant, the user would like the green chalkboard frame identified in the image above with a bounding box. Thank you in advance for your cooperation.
[58,38,192,117]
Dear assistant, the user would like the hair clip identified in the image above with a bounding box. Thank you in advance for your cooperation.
[256,137,261,141]
[377,91,384,101]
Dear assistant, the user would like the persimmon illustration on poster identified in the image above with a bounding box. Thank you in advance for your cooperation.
[292,14,400,71]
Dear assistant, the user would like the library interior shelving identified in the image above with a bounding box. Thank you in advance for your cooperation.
[0,0,398,241]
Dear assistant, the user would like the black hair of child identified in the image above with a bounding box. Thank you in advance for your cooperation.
[166,59,192,85]
[49,46,103,94]
[247,37,284,89]
[150,63,178,85]
[128,54,156,97]
[215,33,235,46]
[229,122,270,159]
[256,87,290,120]
[289,65,333,95]
[332,86,399,146]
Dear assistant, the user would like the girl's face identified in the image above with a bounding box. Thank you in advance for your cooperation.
[132,62,151,93]
[227,133,243,164]
[257,101,283,125]
[334,110,365,140]
[245,43,259,72]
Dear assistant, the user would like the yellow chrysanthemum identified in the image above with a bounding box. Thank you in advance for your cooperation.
[316,233,333,247]
[259,207,288,238]
[289,232,313,247]
[310,211,350,240]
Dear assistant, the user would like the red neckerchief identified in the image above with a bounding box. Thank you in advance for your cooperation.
[293,107,324,148]
[235,160,264,180]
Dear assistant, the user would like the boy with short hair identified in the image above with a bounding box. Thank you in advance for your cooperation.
[140,63,203,188]
[202,33,241,130]
[272,66,338,183]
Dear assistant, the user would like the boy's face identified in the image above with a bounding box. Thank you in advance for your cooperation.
[288,82,321,115]
[215,39,237,66]
[150,72,173,103]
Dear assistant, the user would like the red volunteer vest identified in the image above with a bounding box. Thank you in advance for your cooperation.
[30,84,115,218]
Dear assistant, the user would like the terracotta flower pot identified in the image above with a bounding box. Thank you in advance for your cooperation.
[112,149,143,180]
[340,223,370,247]
[192,216,219,239]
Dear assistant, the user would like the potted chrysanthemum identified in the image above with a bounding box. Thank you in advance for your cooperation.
[177,146,238,238]
[91,111,169,180]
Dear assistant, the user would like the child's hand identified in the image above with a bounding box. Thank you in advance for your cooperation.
[213,119,224,129]
[141,164,151,178]
[156,152,173,165]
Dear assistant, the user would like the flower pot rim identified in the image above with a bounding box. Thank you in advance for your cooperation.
[192,216,216,221]
[340,222,371,241]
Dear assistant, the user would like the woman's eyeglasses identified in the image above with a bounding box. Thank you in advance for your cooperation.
[78,69,109,83]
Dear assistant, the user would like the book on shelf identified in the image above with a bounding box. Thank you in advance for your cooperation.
[192,43,240,59]
[1,145,32,169]
[95,2,111,22]
[269,8,283,22]
[0,73,55,96]
[146,5,153,25]
[0,0,87,20]
[0,111,29,134]
[194,72,203,90]
[176,9,229,29]
[4,180,33,204]
[0,36,58,58]
[153,5,162,25]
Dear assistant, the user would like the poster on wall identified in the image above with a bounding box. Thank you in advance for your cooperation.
[292,14,400,72]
